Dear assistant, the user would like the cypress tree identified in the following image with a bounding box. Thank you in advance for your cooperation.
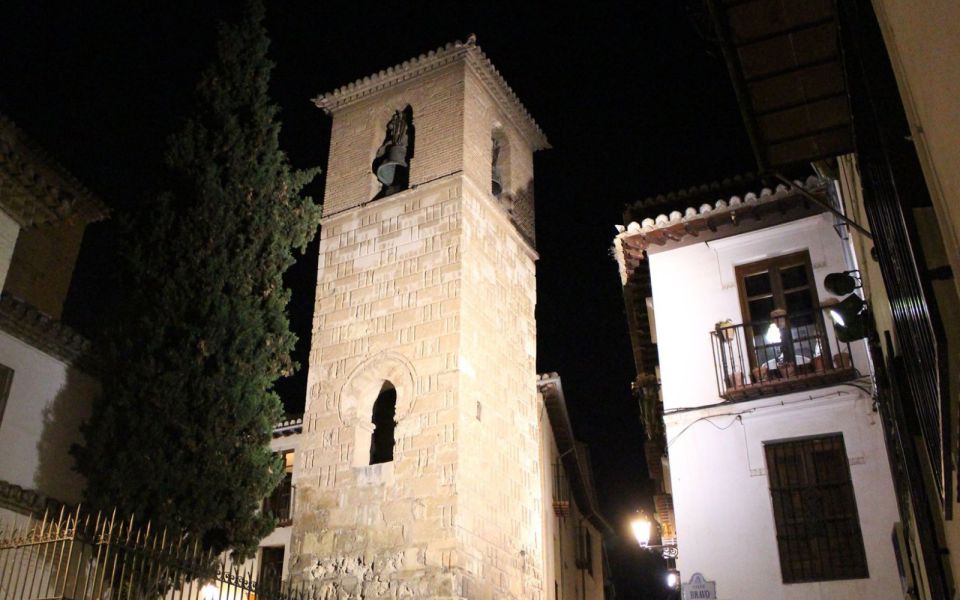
[73,1,321,559]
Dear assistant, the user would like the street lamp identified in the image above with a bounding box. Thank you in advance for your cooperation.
[630,511,678,559]
[200,582,219,600]
[666,568,681,590]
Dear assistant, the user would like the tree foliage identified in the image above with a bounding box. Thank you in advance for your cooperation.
[73,1,321,559]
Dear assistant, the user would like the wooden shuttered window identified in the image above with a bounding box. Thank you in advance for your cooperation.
[764,434,868,583]
[735,250,822,371]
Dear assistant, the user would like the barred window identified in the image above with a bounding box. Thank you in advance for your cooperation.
[576,525,593,575]
[764,434,868,583]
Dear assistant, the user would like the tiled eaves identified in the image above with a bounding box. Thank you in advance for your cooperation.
[312,38,549,151]
[0,114,110,229]
[613,175,828,284]
[625,172,760,222]
[0,293,95,370]
[273,416,303,438]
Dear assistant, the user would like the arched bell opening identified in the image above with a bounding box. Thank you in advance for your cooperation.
[491,128,510,199]
[372,106,415,199]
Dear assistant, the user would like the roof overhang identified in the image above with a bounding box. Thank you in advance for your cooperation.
[707,0,854,170]
[0,115,109,228]
[0,293,93,369]
[614,177,828,279]
[312,39,549,151]
[537,373,613,535]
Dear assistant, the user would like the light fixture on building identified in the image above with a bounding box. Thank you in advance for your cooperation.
[823,271,867,342]
[666,569,681,589]
[200,582,219,600]
[630,511,678,559]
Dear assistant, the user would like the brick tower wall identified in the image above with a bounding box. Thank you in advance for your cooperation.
[290,47,543,599]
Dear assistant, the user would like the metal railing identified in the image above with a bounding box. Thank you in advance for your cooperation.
[552,461,570,517]
[710,309,856,400]
[0,505,318,599]
[263,477,295,527]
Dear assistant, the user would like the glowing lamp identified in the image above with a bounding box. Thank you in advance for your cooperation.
[200,583,219,600]
[630,511,679,558]
[764,322,782,345]
[827,295,866,342]
[631,513,653,547]
[769,308,788,330]
[666,569,681,589]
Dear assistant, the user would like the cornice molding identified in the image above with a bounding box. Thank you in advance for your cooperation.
[0,479,62,517]
[312,38,549,151]
[0,114,110,229]
[0,293,95,370]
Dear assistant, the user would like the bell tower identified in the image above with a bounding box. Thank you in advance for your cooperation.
[290,39,549,599]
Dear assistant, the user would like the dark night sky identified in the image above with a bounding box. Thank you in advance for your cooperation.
[1,1,756,596]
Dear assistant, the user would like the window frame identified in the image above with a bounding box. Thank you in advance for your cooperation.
[257,545,285,595]
[0,364,12,429]
[734,250,823,370]
[764,433,869,583]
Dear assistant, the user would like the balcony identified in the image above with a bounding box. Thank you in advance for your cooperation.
[263,473,294,527]
[711,309,857,401]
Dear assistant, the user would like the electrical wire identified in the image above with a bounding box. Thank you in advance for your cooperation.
[664,388,867,448]
[666,412,749,449]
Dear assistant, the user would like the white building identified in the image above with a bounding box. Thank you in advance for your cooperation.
[0,115,108,519]
[614,176,902,599]
[538,373,611,600]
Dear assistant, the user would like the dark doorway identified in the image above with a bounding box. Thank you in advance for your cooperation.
[258,546,285,595]
[369,383,397,465]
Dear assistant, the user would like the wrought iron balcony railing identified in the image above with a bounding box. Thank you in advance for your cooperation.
[263,475,294,527]
[710,309,857,401]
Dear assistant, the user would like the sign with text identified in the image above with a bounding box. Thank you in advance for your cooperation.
[683,573,716,600]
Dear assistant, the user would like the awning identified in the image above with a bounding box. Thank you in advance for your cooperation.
[707,0,854,169]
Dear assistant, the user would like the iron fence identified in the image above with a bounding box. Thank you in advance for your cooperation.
[0,505,317,600]
[710,309,857,401]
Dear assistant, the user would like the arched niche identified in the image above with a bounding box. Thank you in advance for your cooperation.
[491,126,511,198]
[338,352,417,467]
[371,105,415,199]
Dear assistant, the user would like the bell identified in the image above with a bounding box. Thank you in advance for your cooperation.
[491,166,503,197]
[374,143,408,186]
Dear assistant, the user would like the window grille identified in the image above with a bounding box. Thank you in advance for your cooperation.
[264,450,295,526]
[764,434,868,583]
[552,460,570,516]
[258,546,285,596]
[575,525,593,575]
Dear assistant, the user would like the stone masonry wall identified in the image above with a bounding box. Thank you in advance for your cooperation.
[294,48,543,599]
[455,180,541,599]
[322,64,466,217]
[293,177,464,599]
[462,66,536,245]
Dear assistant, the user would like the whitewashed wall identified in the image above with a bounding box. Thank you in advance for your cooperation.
[0,330,98,504]
[648,213,901,599]
[663,391,900,599]
[650,214,868,412]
